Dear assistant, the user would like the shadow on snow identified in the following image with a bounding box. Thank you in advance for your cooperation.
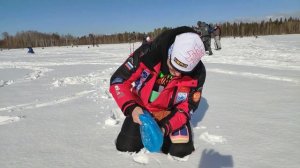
[198,149,234,168]
[190,97,209,127]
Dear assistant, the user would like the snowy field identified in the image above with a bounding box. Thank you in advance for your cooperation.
[0,34,299,168]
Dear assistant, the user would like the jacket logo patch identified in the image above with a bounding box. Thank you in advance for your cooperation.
[176,92,187,103]
[135,70,150,91]
[124,57,134,70]
[125,61,134,70]
[114,85,124,98]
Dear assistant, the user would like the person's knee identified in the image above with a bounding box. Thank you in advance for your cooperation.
[115,117,143,152]
[115,132,143,152]
[169,142,195,158]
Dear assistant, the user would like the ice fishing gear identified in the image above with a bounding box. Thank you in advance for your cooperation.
[139,110,163,152]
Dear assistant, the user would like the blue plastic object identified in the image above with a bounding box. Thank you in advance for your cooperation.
[139,110,163,152]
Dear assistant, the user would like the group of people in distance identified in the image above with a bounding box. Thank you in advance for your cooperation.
[143,21,222,56]
[194,21,222,55]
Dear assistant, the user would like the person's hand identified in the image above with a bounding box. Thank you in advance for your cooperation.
[132,106,144,125]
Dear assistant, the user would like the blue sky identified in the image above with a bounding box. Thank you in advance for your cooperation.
[1,0,299,36]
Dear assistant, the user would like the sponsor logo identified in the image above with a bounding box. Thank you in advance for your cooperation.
[114,85,124,98]
[141,70,150,79]
[135,70,150,91]
[185,43,205,64]
[114,85,120,91]
[176,92,187,103]
[174,57,188,68]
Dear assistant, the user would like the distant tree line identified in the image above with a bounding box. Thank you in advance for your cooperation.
[220,17,300,37]
[0,31,148,49]
[0,17,299,49]
[0,26,171,49]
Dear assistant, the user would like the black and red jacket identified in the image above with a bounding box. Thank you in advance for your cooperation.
[109,26,206,135]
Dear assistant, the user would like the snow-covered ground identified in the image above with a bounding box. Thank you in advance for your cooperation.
[0,34,299,168]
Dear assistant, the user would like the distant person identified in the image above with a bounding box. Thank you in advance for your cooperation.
[27,47,34,54]
[195,21,213,55]
[213,25,222,50]
[110,26,206,159]
[142,36,151,45]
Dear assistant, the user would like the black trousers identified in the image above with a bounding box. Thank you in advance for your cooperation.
[115,116,195,158]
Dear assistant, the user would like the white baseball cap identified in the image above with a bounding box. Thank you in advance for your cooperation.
[169,32,205,72]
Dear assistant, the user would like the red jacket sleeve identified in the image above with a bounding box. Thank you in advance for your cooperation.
[109,44,151,116]
[109,65,144,115]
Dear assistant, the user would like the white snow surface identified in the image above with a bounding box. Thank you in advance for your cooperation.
[0,35,299,168]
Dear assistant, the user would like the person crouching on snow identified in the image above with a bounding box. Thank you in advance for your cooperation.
[109,26,206,158]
